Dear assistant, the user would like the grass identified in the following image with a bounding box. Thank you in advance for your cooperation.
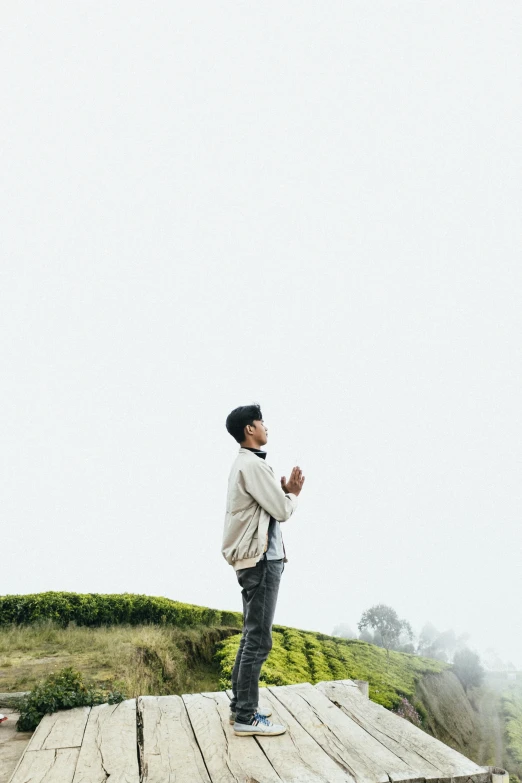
[0,621,235,697]
[500,680,522,780]
[217,625,448,709]
[1,619,448,712]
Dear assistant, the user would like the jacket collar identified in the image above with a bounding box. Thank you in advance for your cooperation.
[239,446,267,460]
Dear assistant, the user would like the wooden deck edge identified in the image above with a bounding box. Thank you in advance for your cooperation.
[7,684,510,783]
[314,678,370,698]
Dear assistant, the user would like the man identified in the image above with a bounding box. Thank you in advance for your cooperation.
[222,403,305,737]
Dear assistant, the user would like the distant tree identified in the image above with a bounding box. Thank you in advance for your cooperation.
[417,623,440,657]
[332,623,357,639]
[452,648,484,691]
[357,604,413,658]
[395,628,416,655]
[358,628,375,644]
[417,623,471,662]
[483,648,508,671]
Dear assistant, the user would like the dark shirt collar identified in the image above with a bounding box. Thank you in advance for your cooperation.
[242,446,267,460]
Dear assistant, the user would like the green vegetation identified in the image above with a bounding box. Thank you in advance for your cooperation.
[4,590,521,782]
[0,621,236,698]
[17,667,125,732]
[0,593,447,714]
[501,680,522,780]
[217,625,448,710]
[0,591,241,629]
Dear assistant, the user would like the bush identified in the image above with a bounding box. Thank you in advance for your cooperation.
[452,648,484,691]
[17,667,126,732]
[0,592,242,630]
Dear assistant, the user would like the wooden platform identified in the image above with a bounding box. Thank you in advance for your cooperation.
[8,679,497,783]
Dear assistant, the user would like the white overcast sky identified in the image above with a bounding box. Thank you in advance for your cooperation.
[2,2,521,668]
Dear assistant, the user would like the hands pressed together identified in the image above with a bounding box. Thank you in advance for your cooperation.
[280,466,305,497]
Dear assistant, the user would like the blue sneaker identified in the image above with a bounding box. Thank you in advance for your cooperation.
[229,705,272,725]
[233,711,286,737]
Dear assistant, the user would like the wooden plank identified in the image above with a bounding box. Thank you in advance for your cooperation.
[183,690,281,783]
[8,747,79,783]
[138,695,210,783]
[270,683,430,783]
[72,700,139,783]
[26,707,90,751]
[225,687,356,783]
[315,681,441,776]
[316,680,489,782]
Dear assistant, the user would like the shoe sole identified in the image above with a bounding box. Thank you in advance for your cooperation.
[233,728,286,737]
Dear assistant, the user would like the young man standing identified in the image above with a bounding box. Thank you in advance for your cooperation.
[222,404,305,737]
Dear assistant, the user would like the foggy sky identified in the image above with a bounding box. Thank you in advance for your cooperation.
[1,2,521,668]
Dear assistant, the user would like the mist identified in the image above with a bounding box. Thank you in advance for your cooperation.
[1,2,521,670]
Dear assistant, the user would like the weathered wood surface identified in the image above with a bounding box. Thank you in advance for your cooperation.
[8,747,79,783]
[226,687,355,783]
[270,683,434,783]
[316,680,489,782]
[8,679,495,783]
[183,690,282,783]
[25,706,90,751]
[72,700,139,783]
[138,695,210,783]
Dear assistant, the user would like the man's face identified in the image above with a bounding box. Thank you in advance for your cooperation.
[247,419,268,446]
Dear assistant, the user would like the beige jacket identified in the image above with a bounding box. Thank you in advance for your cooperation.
[222,447,299,570]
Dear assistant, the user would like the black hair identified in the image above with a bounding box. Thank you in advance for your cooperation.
[225,403,263,444]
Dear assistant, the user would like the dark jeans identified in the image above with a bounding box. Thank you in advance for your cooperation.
[230,555,284,724]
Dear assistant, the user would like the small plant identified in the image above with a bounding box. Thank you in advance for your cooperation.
[106,689,127,704]
[393,697,422,727]
[17,667,126,732]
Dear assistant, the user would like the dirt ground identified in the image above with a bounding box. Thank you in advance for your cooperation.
[0,710,32,783]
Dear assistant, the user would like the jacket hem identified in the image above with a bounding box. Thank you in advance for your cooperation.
[233,552,265,571]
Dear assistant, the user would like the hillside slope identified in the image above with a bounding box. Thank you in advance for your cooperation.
[1,593,517,779]
[217,625,447,709]
[416,671,482,759]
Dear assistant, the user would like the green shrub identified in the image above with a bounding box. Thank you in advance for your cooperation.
[303,635,334,682]
[215,632,242,690]
[0,592,242,630]
[502,685,522,777]
[17,667,126,732]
